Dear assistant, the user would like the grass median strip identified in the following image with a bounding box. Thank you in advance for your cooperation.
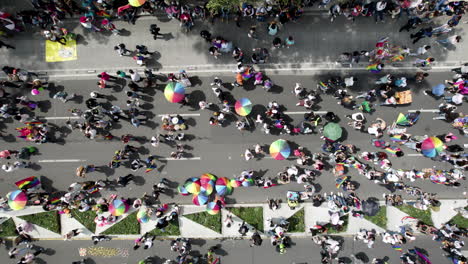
[184,212,221,233]
[449,214,468,229]
[396,205,434,226]
[0,218,18,237]
[227,207,264,232]
[71,210,97,233]
[287,208,305,233]
[148,220,180,236]
[326,215,349,234]
[364,206,387,229]
[19,211,61,234]
[101,212,140,235]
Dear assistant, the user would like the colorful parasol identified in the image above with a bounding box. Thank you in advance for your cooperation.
[215,177,232,196]
[128,0,146,7]
[200,173,216,195]
[192,192,209,206]
[241,178,255,187]
[206,201,221,215]
[184,178,201,194]
[109,199,129,216]
[323,123,342,141]
[421,137,444,158]
[269,139,290,160]
[335,176,348,189]
[136,208,150,223]
[164,82,185,103]
[7,190,27,210]
[230,179,242,188]
[234,98,252,116]
[15,176,41,190]
[396,113,410,126]
[177,185,190,196]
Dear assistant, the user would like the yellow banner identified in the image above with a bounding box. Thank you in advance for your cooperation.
[45,39,77,62]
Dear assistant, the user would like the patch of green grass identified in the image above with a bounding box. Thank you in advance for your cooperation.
[287,208,305,233]
[148,220,180,236]
[448,214,468,229]
[185,211,221,233]
[101,212,140,235]
[396,205,433,226]
[364,206,387,229]
[228,207,263,231]
[0,218,18,237]
[19,211,60,234]
[71,210,96,233]
[326,215,349,234]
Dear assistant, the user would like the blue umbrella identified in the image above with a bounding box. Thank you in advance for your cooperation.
[432,84,445,97]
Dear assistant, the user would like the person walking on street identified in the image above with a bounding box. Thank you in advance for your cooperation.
[114,43,131,56]
[410,27,433,44]
[129,70,142,82]
[98,71,118,81]
[150,24,163,40]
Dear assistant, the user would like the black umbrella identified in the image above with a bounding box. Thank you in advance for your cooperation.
[362,199,380,216]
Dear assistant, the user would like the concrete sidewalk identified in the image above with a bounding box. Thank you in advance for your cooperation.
[0,7,466,77]
[0,200,465,239]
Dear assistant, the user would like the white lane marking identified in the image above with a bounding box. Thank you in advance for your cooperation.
[408,109,439,113]
[44,116,81,120]
[38,159,86,163]
[157,113,201,117]
[407,154,424,157]
[27,64,458,78]
[160,157,201,161]
[284,111,327,115]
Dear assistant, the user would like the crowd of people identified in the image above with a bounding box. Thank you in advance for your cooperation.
[0,0,467,263]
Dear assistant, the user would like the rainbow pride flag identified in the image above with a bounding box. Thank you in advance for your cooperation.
[15,176,40,190]
[392,245,403,252]
[366,63,382,73]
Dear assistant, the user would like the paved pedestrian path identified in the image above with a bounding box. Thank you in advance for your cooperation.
[0,200,465,240]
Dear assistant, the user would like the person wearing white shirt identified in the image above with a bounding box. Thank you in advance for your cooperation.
[410,45,431,56]
[129,69,141,82]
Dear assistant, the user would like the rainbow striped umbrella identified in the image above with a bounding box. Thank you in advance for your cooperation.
[184,178,201,194]
[215,177,232,196]
[109,199,129,216]
[136,208,150,223]
[269,139,290,160]
[192,192,208,206]
[241,178,255,187]
[7,190,27,210]
[177,185,190,196]
[200,173,216,195]
[206,201,221,215]
[421,137,444,158]
[164,82,185,103]
[235,98,252,116]
[128,0,146,7]
[230,179,242,188]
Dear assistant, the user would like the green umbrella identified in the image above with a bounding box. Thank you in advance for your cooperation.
[323,122,342,141]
